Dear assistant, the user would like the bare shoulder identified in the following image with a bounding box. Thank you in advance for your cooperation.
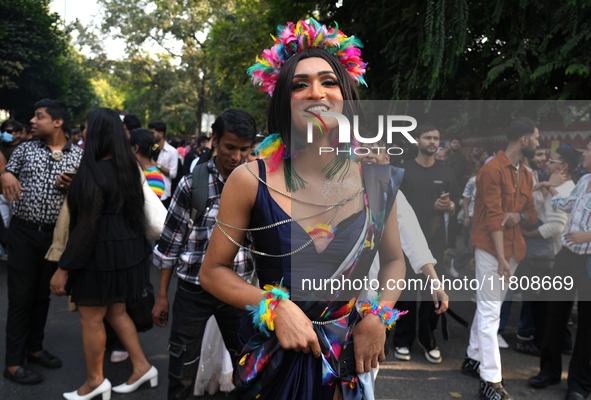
[224,161,261,206]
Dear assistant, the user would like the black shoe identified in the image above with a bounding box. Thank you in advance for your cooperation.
[479,380,513,400]
[26,350,62,369]
[565,391,586,400]
[3,366,43,384]
[513,341,541,357]
[528,373,560,388]
[461,356,480,379]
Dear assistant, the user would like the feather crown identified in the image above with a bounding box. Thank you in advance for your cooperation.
[247,18,367,97]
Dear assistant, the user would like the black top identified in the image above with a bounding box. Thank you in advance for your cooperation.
[446,151,468,189]
[0,141,20,162]
[59,159,150,272]
[400,159,460,252]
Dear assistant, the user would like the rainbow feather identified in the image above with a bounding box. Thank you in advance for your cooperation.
[247,18,368,97]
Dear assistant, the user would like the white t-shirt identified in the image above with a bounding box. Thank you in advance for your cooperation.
[157,141,179,201]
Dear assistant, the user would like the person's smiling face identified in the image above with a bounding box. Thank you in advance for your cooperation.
[290,57,344,141]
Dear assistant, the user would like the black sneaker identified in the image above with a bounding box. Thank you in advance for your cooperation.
[479,380,513,400]
[461,356,480,378]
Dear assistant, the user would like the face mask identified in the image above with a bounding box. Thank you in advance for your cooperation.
[0,132,13,143]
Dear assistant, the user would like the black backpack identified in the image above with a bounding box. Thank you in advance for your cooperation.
[181,163,210,247]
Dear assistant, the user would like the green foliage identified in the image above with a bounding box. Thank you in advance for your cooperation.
[325,0,591,101]
[0,0,98,122]
[76,0,591,136]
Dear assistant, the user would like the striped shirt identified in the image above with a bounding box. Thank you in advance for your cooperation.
[153,157,253,285]
[552,173,591,254]
[143,166,165,199]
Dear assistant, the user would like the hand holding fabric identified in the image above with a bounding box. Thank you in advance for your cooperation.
[352,313,386,373]
[273,299,321,358]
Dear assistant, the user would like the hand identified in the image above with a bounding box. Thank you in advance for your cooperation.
[55,173,73,191]
[463,216,471,228]
[497,257,512,283]
[273,299,321,357]
[352,313,386,373]
[434,197,451,211]
[152,295,169,327]
[431,285,449,314]
[50,268,68,296]
[564,231,591,246]
[1,172,25,202]
[548,170,567,187]
[501,212,521,228]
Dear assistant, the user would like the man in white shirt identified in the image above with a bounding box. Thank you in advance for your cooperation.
[149,121,179,208]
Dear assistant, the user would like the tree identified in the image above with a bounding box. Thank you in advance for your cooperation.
[94,0,227,134]
[0,0,98,122]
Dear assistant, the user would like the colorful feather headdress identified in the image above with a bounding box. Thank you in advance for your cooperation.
[248,18,368,97]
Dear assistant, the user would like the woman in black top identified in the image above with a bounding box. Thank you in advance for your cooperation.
[51,108,157,400]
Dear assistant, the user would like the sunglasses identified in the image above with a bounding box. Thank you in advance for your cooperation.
[548,158,563,164]
[4,129,13,133]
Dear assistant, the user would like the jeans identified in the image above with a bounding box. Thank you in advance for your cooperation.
[167,279,244,400]
[5,219,56,367]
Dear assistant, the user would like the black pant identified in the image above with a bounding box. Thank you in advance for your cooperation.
[167,279,244,400]
[539,247,591,397]
[5,220,56,366]
[393,251,444,351]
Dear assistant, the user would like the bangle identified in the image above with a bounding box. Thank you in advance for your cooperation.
[247,280,290,337]
[358,298,408,330]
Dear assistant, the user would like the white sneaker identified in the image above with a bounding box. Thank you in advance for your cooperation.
[394,347,411,361]
[110,350,129,363]
[497,334,509,349]
[424,347,442,364]
[449,260,460,278]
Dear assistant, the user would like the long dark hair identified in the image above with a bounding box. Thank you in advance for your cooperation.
[68,108,145,229]
[130,128,158,160]
[268,48,361,155]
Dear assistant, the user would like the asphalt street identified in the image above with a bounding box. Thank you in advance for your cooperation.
[0,258,579,400]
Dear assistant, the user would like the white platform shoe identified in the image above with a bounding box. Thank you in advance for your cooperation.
[112,366,158,393]
[63,379,111,400]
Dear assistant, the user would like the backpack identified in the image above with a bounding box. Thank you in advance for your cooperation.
[181,162,210,247]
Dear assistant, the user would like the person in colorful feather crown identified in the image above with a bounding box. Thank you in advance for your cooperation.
[200,18,408,400]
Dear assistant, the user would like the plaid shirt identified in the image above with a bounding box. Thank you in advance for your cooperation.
[153,157,254,285]
[552,173,591,255]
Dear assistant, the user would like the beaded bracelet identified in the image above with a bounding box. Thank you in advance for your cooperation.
[358,299,408,330]
[247,281,290,337]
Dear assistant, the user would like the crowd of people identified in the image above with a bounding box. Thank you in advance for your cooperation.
[0,17,590,400]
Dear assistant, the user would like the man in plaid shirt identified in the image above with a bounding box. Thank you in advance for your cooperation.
[152,109,256,400]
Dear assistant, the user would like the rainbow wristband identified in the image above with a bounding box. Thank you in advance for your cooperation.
[358,300,408,330]
[247,281,290,337]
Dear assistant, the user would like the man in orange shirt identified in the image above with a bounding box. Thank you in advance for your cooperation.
[461,117,539,400]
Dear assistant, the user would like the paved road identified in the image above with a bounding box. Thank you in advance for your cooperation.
[0,260,578,399]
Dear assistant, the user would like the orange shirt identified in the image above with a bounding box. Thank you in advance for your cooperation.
[471,150,538,263]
